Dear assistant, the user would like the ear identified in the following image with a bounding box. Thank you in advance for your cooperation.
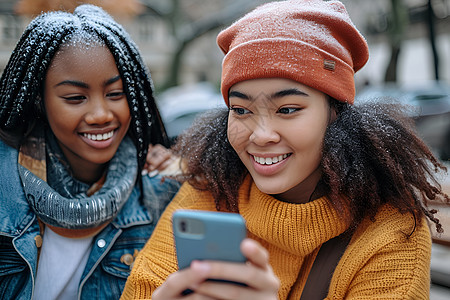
[329,106,337,123]
[327,98,338,125]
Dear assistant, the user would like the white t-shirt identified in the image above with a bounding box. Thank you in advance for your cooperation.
[33,226,93,300]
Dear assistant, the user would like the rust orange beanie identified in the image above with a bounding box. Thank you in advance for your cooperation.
[217,0,369,105]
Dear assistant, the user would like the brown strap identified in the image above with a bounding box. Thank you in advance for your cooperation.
[300,233,352,300]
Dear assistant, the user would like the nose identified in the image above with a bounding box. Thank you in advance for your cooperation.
[85,96,114,125]
[249,117,280,145]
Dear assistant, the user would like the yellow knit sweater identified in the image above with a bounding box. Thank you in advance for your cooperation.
[121,176,431,299]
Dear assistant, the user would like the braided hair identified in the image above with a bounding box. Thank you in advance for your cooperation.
[172,100,449,233]
[0,4,169,170]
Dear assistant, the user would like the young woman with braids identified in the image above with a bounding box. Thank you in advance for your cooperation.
[122,1,449,299]
[0,5,180,299]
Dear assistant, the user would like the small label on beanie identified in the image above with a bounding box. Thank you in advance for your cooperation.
[323,59,336,71]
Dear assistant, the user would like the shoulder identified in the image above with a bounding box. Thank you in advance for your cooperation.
[0,139,19,178]
[144,181,219,237]
[346,205,431,265]
[353,204,431,250]
[0,141,34,235]
[330,205,432,298]
[170,181,218,211]
[0,138,18,158]
[0,139,25,202]
[141,174,181,202]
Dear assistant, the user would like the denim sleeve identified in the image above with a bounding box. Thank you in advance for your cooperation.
[141,175,181,223]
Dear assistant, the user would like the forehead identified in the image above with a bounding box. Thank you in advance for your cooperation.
[47,42,117,76]
[230,78,323,97]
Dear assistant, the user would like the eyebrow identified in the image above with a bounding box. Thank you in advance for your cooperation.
[105,75,121,86]
[272,88,308,98]
[229,90,249,100]
[229,88,308,101]
[54,75,122,88]
[55,80,88,89]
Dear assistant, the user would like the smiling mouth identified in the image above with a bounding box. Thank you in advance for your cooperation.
[252,154,291,165]
[83,130,114,141]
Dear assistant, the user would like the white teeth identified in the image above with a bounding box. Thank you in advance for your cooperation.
[83,131,114,141]
[253,154,289,165]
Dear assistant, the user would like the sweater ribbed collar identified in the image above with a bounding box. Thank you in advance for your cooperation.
[238,176,349,256]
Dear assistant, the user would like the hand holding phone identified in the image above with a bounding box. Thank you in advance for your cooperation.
[153,214,279,299]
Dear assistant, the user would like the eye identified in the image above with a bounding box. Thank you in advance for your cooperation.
[230,107,251,115]
[107,91,126,100]
[63,95,86,102]
[278,107,300,114]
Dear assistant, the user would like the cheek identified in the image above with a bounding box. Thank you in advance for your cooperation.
[304,129,326,167]
[290,118,327,159]
[115,102,131,126]
[122,109,131,128]
[45,104,73,130]
[227,118,251,153]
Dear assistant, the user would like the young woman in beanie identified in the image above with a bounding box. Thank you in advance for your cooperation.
[0,5,180,299]
[122,0,449,299]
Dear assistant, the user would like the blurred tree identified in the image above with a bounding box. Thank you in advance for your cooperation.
[14,0,142,18]
[384,0,408,82]
[376,0,444,83]
[426,0,440,80]
[141,0,263,90]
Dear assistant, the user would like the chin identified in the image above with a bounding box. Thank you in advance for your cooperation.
[86,153,116,165]
[253,179,290,195]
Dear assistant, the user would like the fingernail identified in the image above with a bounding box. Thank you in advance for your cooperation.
[191,261,211,275]
[149,170,159,177]
[141,169,148,176]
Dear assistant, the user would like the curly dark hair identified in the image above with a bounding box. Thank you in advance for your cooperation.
[0,4,169,170]
[173,100,449,233]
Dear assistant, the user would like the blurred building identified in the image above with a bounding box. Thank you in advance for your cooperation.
[0,0,227,89]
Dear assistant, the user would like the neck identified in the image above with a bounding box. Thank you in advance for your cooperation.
[273,167,323,204]
[54,141,107,184]
[71,161,107,184]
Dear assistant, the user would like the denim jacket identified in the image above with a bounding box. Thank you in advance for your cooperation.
[0,140,180,300]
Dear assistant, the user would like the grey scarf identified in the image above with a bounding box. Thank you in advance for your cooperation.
[18,131,137,229]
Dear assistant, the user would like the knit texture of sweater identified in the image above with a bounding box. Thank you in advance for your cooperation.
[121,176,431,299]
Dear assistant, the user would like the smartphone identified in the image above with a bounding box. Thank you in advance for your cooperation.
[172,209,247,270]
